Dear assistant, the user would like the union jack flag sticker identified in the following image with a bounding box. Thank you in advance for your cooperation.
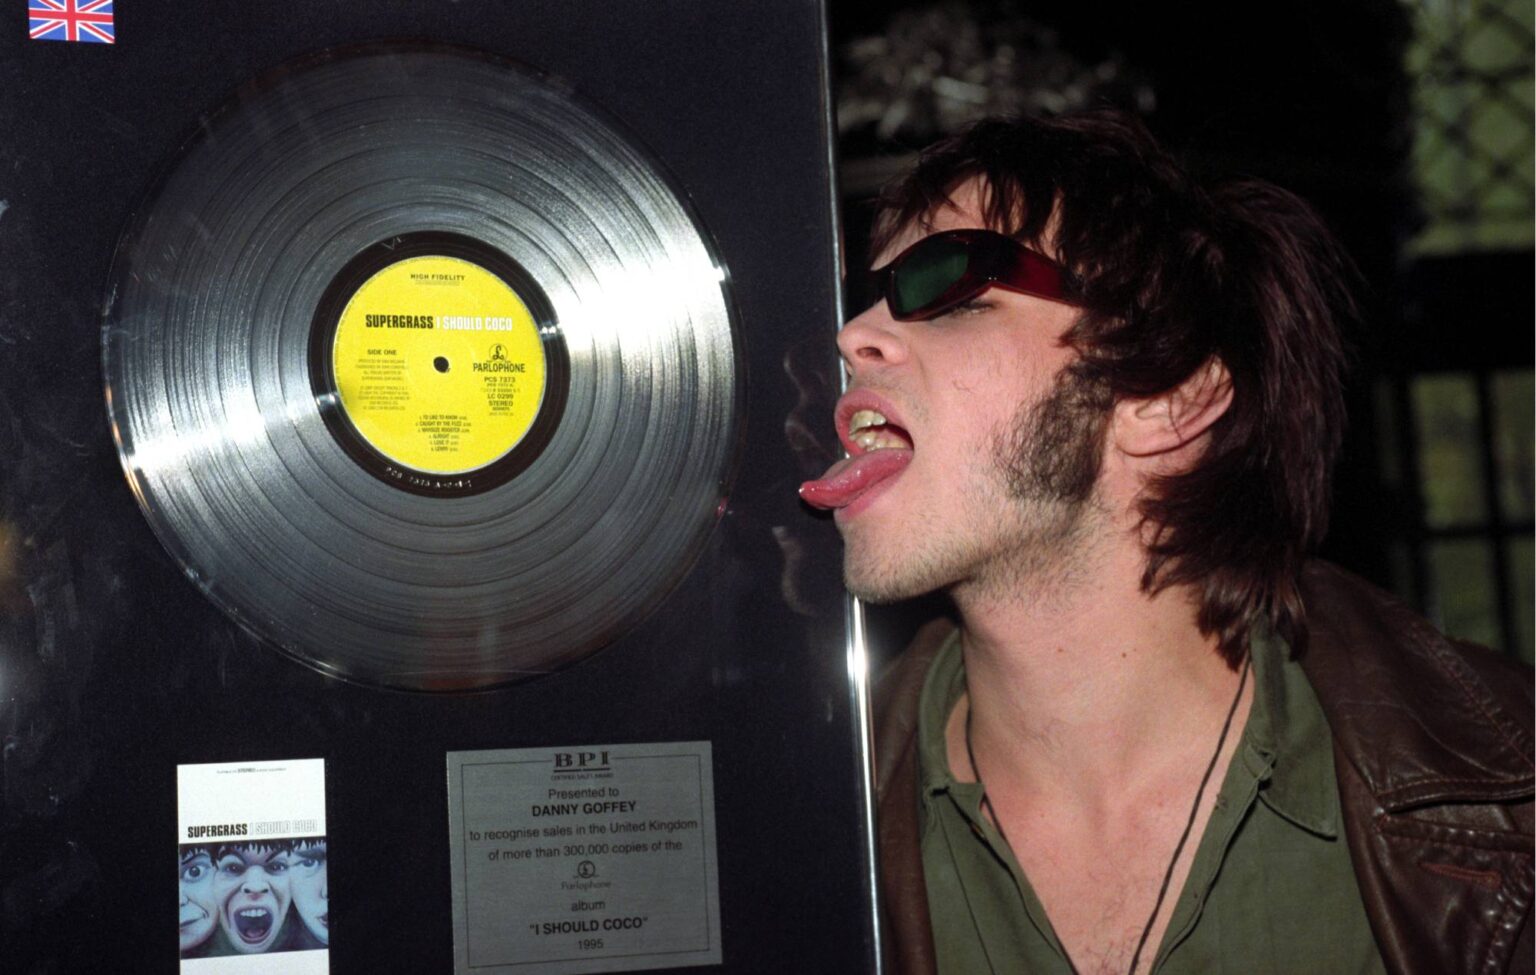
[28,0,115,44]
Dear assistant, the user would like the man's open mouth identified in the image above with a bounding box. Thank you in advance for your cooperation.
[799,401,914,510]
[234,907,274,943]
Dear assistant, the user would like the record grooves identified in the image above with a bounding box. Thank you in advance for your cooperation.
[101,44,740,691]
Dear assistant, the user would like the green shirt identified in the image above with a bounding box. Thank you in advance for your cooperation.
[916,629,1386,974]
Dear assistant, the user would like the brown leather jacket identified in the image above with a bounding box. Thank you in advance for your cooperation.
[872,562,1534,975]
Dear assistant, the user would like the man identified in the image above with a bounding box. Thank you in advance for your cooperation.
[800,112,1533,974]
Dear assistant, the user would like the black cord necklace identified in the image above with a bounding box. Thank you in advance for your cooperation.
[963,656,1251,975]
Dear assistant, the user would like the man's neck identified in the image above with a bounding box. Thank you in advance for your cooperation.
[948,538,1246,808]
[945,544,1255,975]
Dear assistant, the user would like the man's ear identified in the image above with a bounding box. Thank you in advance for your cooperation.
[1112,357,1233,457]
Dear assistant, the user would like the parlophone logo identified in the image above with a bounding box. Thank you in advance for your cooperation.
[577,860,597,879]
[473,343,526,374]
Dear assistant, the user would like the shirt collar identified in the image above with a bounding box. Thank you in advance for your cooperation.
[916,628,969,800]
[1243,625,1341,838]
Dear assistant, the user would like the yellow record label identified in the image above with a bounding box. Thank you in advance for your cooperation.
[332,255,547,474]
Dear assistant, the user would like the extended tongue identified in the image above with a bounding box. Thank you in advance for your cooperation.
[799,449,912,509]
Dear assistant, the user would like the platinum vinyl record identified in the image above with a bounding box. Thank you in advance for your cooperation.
[102,44,739,690]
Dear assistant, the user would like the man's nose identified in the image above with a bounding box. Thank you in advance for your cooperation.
[836,303,909,374]
[242,872,270,894]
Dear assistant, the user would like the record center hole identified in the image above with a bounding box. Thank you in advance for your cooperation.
[434,356,450,373]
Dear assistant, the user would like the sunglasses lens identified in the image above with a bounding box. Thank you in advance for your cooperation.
[891,236,973,317]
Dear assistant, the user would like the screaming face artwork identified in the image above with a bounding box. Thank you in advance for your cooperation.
[179,837,330,960]
[213,843,293,954]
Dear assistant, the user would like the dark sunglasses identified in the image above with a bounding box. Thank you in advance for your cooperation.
[847,229,1075,320]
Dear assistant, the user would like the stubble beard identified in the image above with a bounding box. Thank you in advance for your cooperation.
[842,367,1111,604]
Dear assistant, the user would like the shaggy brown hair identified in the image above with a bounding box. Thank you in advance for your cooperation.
[872,111,1356,664]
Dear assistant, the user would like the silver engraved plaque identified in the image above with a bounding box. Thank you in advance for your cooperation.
[447,742,722,973]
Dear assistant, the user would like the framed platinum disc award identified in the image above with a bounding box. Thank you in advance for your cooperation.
[0,3,876,972]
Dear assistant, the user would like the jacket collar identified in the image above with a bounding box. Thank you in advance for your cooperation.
[1297,562,1535,812]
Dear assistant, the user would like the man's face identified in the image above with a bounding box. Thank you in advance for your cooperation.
[289,841,329,945]
[826,182,1105,601]
[213,845,292,953]
[178,850,218,953]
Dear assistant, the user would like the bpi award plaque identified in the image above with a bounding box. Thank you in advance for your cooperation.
[447,743,721,973]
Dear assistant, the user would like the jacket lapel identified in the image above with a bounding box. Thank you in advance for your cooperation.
[1300,562,1535,975]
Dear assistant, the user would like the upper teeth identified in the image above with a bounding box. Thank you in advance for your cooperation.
[850,409,885,433]
[849,409,907,451]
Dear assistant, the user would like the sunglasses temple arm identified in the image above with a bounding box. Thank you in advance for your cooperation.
[1006,248,1070,303]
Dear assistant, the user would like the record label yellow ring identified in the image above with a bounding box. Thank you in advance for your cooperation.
[331,255,547,475]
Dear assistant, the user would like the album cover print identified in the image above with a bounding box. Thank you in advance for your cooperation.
[178,760,328,973]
